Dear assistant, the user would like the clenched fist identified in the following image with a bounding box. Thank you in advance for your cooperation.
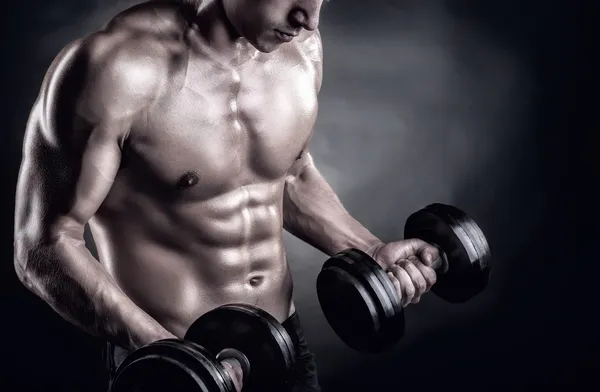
[366,239,440,306]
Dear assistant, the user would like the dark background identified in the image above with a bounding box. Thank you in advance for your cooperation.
[3,1,588,391]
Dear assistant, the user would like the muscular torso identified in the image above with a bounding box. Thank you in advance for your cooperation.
[86,6,321,336]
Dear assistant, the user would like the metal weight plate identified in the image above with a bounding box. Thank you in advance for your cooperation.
[180,340,237,392]
[343,249,406,351]
[185,304,295,392]
[317,259,381,351]
[317,250,404,353]
[110,339,223,392]
[404,203,492,303]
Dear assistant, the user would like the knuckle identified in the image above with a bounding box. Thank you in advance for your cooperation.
[395,288,403,299]
[428,273,437,285]
[388,273,400,285]
[412,238,427,248]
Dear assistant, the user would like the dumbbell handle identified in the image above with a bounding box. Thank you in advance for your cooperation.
[216,348,251,380]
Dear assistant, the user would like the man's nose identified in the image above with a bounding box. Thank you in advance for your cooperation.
[290,1,321,31]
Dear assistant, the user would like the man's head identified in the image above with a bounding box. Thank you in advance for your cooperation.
[221,0,324,52]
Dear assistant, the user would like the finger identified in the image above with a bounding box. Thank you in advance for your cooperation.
[410,256,437,289]
[390,264,414,307]
[399,260,427,303]
[233,367,244,392]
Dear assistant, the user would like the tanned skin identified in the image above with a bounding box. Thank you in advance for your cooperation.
[14,0,437,387]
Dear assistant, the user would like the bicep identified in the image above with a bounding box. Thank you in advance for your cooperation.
[15,107,122,243]
[15,41,127,243]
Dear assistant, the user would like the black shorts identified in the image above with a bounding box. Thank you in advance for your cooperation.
[103,312,321,392]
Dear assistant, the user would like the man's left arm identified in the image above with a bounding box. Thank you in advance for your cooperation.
[283,146,439,306]
[282,153,383,257]
[284,30,437,306]
[282,29,382,256]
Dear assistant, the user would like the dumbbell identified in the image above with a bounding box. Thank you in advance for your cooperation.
[316,203,492,353]
[109,304,296,392]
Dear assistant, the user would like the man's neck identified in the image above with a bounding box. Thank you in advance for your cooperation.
[189,0,258,65]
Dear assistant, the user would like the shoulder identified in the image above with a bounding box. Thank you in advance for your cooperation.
[294,29,323,91]
[298,29,323,61]
[40,1,189,122]
[294,28,323,68]
[106,0,191,40]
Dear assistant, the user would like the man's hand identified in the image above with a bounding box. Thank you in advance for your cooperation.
[366,239,440,307]
[221,360,244,392]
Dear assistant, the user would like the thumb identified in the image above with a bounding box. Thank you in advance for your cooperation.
[222,361,244,390]
[418,244,440,266]
[390,238,432,260]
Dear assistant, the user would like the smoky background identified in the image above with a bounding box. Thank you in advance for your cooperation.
[3,1,586,391]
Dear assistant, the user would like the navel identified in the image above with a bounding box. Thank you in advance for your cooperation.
[248,276,264,287]
[177,170,200,189]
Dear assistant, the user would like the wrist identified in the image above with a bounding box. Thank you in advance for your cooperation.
[130,324,177,350]
[148,327,177,344]
[363,240,385,256]
[362,241,388,269]
[332,236,384,256]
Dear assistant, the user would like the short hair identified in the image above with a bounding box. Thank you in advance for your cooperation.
[176,0,203,15]
[171,0,205,21]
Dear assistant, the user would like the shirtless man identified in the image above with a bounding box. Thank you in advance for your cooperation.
[14,0,439,391]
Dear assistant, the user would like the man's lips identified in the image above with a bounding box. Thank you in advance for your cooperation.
[275,29,299,42]
[276,29,299,37]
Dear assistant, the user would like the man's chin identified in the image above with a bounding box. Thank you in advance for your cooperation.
[256,45,280,53]
[250,37,283,53]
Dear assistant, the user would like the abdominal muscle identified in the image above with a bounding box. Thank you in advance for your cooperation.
[89,182,295,338]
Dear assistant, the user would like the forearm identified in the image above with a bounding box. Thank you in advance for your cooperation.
[14,235,175,351]
[283,161,383,256]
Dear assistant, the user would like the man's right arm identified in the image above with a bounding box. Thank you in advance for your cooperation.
[13,34,175,351]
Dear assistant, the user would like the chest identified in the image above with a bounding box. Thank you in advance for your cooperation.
[126,51,319,199]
